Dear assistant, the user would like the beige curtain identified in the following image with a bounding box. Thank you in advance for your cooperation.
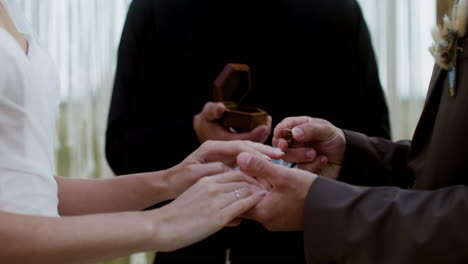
[15,1,150,264]
[357,0,437,140]
[16,0,130,181]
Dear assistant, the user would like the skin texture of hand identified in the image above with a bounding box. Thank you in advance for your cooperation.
[148,171,266,252]
[237,152,317,231]
[194,102,272,144]
[164,140,285,199]
[272,116,346,179]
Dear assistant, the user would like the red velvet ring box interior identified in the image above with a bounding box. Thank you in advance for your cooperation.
[213,63,268,133]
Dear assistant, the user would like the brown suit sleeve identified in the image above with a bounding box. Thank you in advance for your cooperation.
[304,176,468,264]
[338,130,413,188]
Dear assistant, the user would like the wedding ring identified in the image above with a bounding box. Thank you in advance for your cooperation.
[283,128,294,144]
[234,190,240,200]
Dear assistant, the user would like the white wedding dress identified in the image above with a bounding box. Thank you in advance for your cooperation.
[0,0,60,216]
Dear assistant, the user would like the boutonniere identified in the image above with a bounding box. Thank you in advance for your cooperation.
[429,0,468,96]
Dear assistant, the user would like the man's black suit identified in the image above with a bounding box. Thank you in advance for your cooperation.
[105,0,391,262]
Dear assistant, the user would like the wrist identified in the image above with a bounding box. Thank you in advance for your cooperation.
[143,207,177,252]
[144,170,171,203]
[136,210,161,252]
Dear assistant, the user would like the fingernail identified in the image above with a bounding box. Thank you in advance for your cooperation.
[261,154,272,161]
[278,141,288,151]
[292,127,304,140]
[238,153,253,167]
[274,148,285,155]
[222,164,231,172]
[306,150,316,160]
[320,156,328,163]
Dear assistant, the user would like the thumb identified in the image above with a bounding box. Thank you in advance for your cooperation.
[292,122,334,143]
[237,152,275,183]
[203,102,226,121]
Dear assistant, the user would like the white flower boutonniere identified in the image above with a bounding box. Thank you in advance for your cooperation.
[429,0,468,96]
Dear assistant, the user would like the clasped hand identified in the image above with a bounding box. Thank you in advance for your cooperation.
[235,116,348,232]
[155,116,347,252]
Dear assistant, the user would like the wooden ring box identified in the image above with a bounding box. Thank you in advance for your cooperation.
[213,64,268,132]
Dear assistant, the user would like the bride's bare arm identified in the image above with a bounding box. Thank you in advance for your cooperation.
[1,171,265,264]
[55,163,225,216]
[0,210,154,264]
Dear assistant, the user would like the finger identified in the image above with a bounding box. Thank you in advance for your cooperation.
[212,170,262,187]
[266,115,272,128]
[251,176,272,191]
[229,186,255,203]
[203,140,284,162]
[221,183,263,196]
[226,116,271,142]
[297,156,329,173]
[190,162,231,180]
[234,141,284,160]
[315,162,342,179]
[273,116,313,139]
[234,115,272,139]
[226,218,243,227]
[262,115,273,141]
[281,148,318,164]
[234,125,269,141]
[215,126,247,140]
[237,152,286,183]
[215,185,263,209]
[221,190,267,225]
[252,124,271,142]
[202,102,226,121]
[291,122,331,143]
[229,162,272,191]
[273,137,289,152]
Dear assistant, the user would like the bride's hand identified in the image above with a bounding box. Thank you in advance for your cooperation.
[164,140,284,199]
[147,171,266,252]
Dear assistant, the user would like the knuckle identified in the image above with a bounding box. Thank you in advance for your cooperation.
[255,158,267,174]
[206,184,218,195]
[199,176,213,185]
[216,162,229,172]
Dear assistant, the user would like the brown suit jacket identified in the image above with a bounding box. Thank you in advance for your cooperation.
[303,37,468,263]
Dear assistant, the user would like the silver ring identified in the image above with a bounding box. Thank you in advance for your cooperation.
[234,190,240,200]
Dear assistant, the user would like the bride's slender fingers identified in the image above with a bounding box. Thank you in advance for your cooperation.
[221,190,267,223]
[215,185,263,209]
[214,171,260,186]
[226,218,243,227]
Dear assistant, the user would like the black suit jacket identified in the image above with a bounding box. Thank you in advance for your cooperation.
[105,0,391,263]
[303,38,468,263]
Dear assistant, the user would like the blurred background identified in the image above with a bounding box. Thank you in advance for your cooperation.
[15,0,438,263]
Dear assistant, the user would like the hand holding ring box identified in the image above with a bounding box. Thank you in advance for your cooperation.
[213,63,269,133]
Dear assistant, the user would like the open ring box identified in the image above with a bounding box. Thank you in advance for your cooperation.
[213,63,269,133]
